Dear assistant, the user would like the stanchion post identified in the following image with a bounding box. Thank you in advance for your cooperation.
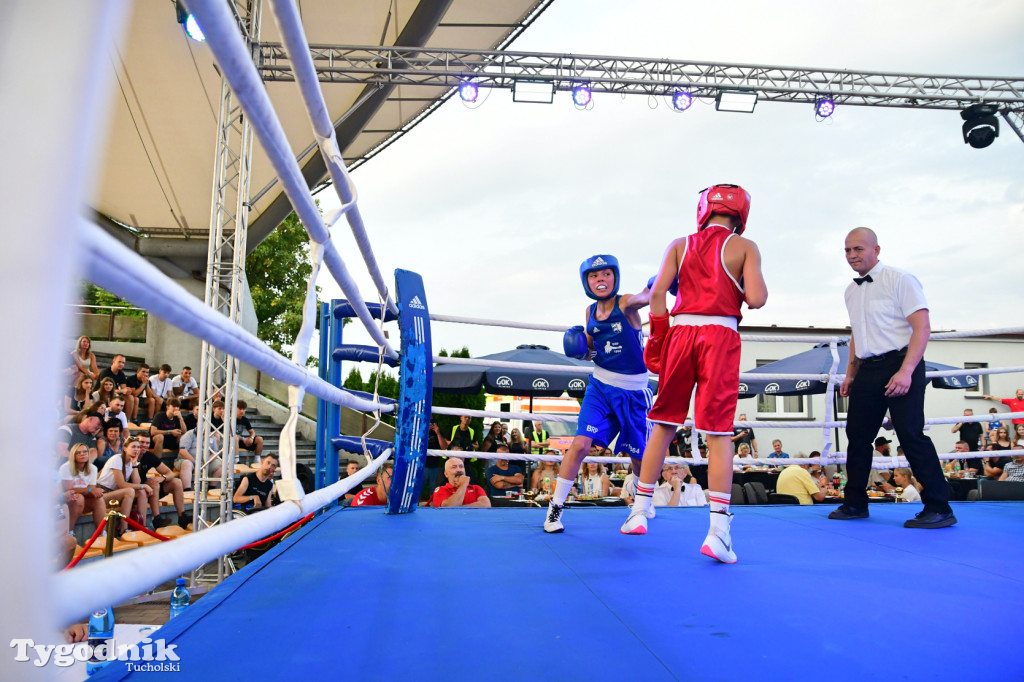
[315,301,330,490]
[103,499,125,557]
[325,299,344,491]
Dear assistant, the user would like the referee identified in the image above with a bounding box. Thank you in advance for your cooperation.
[832,227,955,528]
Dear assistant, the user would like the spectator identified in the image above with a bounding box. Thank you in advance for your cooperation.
[999,454,1024,482]
[776,458,826,505]
[58,443,109,532]
[55,492,79,568]
[98,354,134,419]
[980,389,1024,427]
[136,434,187,528]
[182,403,199,432]
[508,428,527,454]
[736,443,752,463]
[57,410,103,463]
[235,400,264,461]
[343,461,362,502]
[423,420,449,500]
[125,363,154,421]
[64,375,96,420]
[431,458,490,508]
[70,335,98,380]
[531,458,559,494]
[104,395,129,434]
[653,463,704,507]
[526,420,548,454]
[233,453,280,511]
[951,408,984,451]
[1013,424,1024,449]
[97,436,148,531]
[982,453,1010,479]
[892,468,922,502]
[988,426,1012,451]
[954,441,983,478]
[209,399,225,429]
[486,446,524,497]
[867,437,895,490]
[983,407,1003,437]
[171,366,199,410]
[148,364,174,416]
[351,462,394,506]
[732,414,758,456]
[768,439,789,459]
[151,397,186,460]
[94,420,124,472]
[448,415,477,451]
[92,376,118,407]
[480,421,508,453]
[177,423,221,490]
[578,460,610,497]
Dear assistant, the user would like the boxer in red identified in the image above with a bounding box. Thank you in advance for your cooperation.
[620,184,767,564]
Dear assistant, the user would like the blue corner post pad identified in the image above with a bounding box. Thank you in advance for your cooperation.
[388,269,432,514]
[332,436,393,458]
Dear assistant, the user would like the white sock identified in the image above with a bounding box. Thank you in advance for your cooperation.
[552,477,574,506]
[708,490,731,515]
[630,480,656,515]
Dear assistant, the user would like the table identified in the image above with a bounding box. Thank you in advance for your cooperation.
[822,494,896,504]
[946,476,979,501]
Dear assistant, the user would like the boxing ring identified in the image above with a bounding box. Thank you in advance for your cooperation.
[15,1,1024,680]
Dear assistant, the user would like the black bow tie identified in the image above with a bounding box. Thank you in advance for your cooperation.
[854,275,873,285]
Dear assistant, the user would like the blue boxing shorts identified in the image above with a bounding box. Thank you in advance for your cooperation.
[574,375,654,458]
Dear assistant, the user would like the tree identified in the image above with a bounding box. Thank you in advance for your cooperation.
[431,347,486,443]
[245,210,321,355]
[79,284,144,316]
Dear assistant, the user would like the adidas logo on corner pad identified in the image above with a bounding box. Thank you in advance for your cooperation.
[408,296,425,309]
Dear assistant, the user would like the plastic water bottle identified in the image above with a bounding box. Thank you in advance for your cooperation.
[170,578,190,619]
[86,606,114,676]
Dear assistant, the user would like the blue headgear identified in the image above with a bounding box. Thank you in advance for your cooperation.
[579,254,620,301]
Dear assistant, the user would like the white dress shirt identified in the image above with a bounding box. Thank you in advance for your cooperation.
[844,261,928,359]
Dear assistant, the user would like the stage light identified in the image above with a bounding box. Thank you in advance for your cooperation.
[458,81,479,103]
[715,89,757,113]
[671,91,693,112]
[512,80,555,104]
[815,96,835,118]
[572,84,592,107]
[175,1,205,42]
[960,103,1000,149]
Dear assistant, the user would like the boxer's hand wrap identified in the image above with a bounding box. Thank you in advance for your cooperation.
[646,275,679,296]
[644,313,670,374]
[563,325,590,360]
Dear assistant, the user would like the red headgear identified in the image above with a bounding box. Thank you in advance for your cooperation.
[696,184,751,234]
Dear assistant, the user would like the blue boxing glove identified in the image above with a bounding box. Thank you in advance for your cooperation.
[563,325,590,359]
[646,274,679,296]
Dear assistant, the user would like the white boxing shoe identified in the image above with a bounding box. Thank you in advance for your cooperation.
[620,508,649,535]
[700,531,737,564]
[543,503,565,533]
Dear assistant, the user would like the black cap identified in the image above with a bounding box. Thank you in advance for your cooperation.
[874,436,892,447]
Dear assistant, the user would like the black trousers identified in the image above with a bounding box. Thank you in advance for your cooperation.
[844,355,951,513]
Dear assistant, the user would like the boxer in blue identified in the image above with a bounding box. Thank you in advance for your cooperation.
[543,255,654,533]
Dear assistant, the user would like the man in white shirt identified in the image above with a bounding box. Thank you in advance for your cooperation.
[834,227,954,529]
[148,363,174,416]
[171,366,199,410]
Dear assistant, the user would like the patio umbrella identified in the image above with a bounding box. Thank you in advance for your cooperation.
[432,344,594,398]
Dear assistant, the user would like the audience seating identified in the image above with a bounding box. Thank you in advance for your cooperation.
[730,483,747,505]
[767,493,800,505]
[743,482,768,505]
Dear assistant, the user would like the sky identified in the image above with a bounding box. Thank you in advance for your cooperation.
[314,0,1024,370]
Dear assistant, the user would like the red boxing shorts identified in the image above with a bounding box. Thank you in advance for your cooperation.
[647,323,741,434]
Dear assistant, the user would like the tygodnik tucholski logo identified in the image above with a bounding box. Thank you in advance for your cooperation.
[10,635,181,671]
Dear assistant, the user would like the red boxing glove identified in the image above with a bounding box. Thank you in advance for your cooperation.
[644,313,670,375]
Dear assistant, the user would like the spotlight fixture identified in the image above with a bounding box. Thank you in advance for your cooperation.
[572,84,592,107]
[715,89,757,113]
[960,103,1000,149]
[512,80,555,104]
[815,96,835,119]
[175,0,206,42]
[671,90,693,112]
[458,81,479,103]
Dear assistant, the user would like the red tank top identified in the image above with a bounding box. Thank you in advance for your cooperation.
[670,225,745,321]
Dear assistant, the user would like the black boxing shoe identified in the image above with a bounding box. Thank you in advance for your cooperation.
[904,510,957,529]
[828,504,869,520]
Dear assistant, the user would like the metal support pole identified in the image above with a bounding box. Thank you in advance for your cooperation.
[315,301,330,489]
[325,299,344,490]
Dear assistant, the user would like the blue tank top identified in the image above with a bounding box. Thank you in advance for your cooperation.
[588,297,647,376]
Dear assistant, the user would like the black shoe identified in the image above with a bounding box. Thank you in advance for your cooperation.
[151,515,168,529]
[904,510,957,529]
[828,505,869,520]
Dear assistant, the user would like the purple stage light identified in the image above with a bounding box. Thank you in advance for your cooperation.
[816,97,835,118]
[572,84,592,107]
[459,81,479,103]
[671,91,693,111]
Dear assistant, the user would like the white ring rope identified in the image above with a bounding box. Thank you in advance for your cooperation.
[54,448,391,627]
[431,313,648,336]
[81,220,394,414]
[267,0,397,317]
[183,0,397,358]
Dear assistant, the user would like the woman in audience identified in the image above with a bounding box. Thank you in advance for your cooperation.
[59,443,109,532]
[531,458,559,494]
[64,375,96,421]
[579,460,610,497]
[735,443,752,470]
[480,421,508,453]
[93,376,118,406]
[1012,424,1024,449]
[988,426,1012,451]
[97,435,150,532]
[892,468,921,502]
[508,428,527,454]
[95,420,124,471]
[70,335,99,380]
[984,426,1013,478]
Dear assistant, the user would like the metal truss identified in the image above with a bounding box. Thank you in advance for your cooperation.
[257,44,1024,115]
[192,0,261,587]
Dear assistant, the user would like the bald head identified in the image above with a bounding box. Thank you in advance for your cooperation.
[844,227,880,276]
